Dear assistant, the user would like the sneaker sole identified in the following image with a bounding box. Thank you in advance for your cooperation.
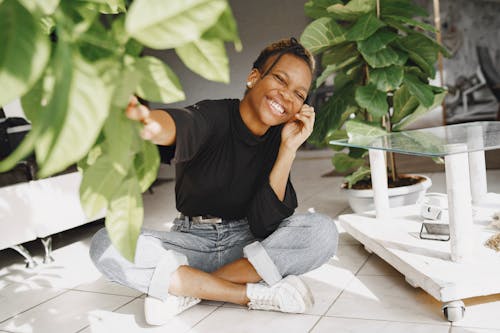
[283,275,314,311]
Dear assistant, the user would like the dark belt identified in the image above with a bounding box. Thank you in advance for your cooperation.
[178,213,222,224]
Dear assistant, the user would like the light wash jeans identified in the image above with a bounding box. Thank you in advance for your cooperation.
[89,212,338,300]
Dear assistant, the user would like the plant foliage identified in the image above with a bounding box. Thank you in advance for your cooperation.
[301,0,448,187]
[0,0,240,261]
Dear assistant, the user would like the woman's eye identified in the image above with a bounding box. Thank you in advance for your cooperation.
[274,74,285,84]
[295,93,305,101]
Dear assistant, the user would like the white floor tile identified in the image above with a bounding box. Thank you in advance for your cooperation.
[452,327,500,333]
[331,245,370,274]
[0,290,133,333]
[311,316,450,333]
[0,280,64,322]
[451,294,500,330]
[25,241,102,290]
[301,261,356,316]
[189,307,319,333]
[357,254,401,276]
[74,276,143,297]
[83,300,217,333]
[327,275,445,324]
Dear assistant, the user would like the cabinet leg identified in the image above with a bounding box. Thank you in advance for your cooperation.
[41,236,55,264]
[10,245,37,268]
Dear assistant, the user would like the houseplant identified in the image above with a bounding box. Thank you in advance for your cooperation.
[300,0,449,211]
[0,0,240,261]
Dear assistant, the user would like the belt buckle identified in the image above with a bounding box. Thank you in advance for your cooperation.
[178,213,223,224]
[192,216,222,224]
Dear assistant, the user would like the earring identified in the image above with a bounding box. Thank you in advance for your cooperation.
[246,81,252,88]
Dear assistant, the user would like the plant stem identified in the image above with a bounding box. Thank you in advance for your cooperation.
[376,0,380,18]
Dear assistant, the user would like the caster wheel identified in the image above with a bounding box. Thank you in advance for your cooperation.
[442,300,465,322]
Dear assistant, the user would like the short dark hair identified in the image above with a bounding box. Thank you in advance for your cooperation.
[252,37,316,77]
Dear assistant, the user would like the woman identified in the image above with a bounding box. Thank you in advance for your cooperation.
[90,38,338,326]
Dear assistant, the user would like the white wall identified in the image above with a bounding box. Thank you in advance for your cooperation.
[146,0,310,109]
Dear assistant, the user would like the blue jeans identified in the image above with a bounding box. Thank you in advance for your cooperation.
[89,212,338,300]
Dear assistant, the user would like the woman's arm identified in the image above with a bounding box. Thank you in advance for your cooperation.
[269,104,315,201]
[125,96,176,146]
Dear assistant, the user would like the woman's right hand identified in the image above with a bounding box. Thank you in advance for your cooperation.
[125,96,162,142]
[125,96,176,146]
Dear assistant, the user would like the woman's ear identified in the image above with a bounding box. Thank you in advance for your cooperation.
[246,69,260,88]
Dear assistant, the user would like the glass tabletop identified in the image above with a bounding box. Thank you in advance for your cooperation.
[329,121,500,157]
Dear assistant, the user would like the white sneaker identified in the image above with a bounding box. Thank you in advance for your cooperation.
[144,294,201,326]
[246,275,314,313]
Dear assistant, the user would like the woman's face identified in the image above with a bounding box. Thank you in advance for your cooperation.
[245,53,313,127]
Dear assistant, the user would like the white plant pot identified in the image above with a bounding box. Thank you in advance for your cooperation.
[344,174,432,213]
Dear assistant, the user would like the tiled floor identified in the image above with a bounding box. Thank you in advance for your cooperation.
[1,150,500,333]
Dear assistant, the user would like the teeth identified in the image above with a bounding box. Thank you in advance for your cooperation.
[269,100,284,114]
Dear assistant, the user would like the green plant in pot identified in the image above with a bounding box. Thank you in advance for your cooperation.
[300,0,449,212]
[0,0,240,261]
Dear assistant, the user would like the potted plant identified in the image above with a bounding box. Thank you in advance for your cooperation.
[0,0,240,261]
[300,0,449,212]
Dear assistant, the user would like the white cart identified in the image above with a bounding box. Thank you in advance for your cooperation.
[330,121,500,322]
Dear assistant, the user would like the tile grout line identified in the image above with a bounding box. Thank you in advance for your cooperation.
[319,250,372,319]
[318,314,453,327]
[185,304,221,332]
[73,293,143,333]
[0,289,70,325]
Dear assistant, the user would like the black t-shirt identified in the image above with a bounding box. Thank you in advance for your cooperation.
[158,98,297,238]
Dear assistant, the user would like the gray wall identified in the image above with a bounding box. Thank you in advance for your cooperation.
[418,0,500,86]
[146,0,310,109]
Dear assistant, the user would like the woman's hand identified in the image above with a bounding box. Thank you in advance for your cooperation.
[126,96,165,143]
[280,104,315,152]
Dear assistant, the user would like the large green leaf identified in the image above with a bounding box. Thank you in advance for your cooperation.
[403,73,433,108]
[300,17,346,54]
[346,119,386,137]
[304,0,342,18]
[392,84,419,123]
[345,13,385,42]
[383,15,436,32]
[361,45,407,68]
[202,5,241,51]
[395,33,444,77]
[357,29,398,54]
[369,65,403,91]
[105,176,143,262]
[380,0,428,18]
[0,0,50,107]
[80,155,124,219]
[345,165,371,188]
[393,91,446,131]
[134,141,160,192]
[37,53,112,177]
[332,152,366,173]
[126,0,227,49]
[103,107,138,176]
[355,83,388,118]
[17,0,60,15]
[135,56,185,103]
[309,83,357,145]
[327,0,375,21]
[332,64,363,89]
[175,38,229,83]
[321,42,359,67]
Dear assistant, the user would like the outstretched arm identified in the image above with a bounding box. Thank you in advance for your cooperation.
[125,96,177,146]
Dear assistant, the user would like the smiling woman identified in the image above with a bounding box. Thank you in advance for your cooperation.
[89,38,339,326]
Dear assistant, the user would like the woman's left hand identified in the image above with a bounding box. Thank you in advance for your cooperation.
[280,104,315,152]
